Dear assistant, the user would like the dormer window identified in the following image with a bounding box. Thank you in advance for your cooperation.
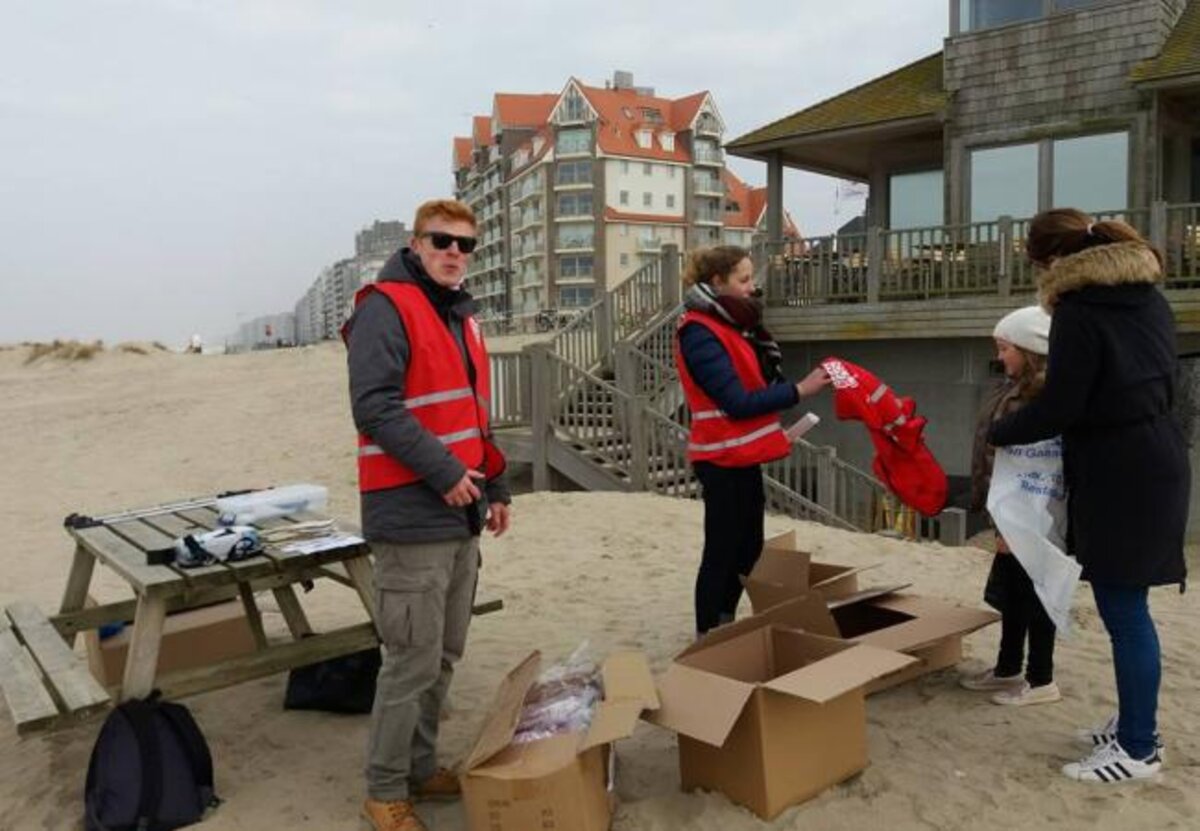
[660,131,675,151]
[556,86,591,124]
[636,129,652,149]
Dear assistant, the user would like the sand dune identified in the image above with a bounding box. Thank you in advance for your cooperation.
[0,342,1195,830]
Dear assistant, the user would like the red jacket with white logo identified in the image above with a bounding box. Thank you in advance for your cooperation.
[347,282,504,492]
[676,311,791,467]
[821,357,948,516]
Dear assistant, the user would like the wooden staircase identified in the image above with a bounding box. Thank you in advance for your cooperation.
[488,247,967,544]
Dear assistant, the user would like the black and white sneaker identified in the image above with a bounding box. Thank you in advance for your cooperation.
[1076,714,1119,747]
[1062,740,1162,783]
[1075,715,1165,756]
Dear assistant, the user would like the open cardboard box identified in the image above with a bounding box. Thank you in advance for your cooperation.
[741,530,875,610]
[748,590,1000,693]
[461,650,659,831]
[646,620,915,819]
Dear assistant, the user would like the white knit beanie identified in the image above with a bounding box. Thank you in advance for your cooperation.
[993,305,1051,356]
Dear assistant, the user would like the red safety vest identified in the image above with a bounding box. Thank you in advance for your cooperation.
[346,281,504,492]
[675,310,790,467]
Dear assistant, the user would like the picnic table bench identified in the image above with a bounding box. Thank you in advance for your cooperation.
[0,494,500,737]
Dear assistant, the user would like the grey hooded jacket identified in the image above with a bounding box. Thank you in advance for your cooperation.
[344,248,511,544]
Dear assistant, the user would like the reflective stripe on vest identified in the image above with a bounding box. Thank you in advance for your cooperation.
[405,387,475,410]
[675,310,791,466]
[687,422,786,453]
[358,428,483,458]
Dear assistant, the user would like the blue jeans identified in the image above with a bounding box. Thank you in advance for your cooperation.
[1091,583,1161,760]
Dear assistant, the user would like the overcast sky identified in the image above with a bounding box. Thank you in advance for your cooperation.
[0,0,949,346]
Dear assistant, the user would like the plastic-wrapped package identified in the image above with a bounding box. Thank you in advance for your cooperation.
[512,642,603,745]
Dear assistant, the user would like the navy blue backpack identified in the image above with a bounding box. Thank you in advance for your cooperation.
[84,692,219,830]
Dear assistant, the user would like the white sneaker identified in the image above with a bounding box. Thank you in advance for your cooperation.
[1075,714,1165,756]
[1075,714,1119,748]
[1062,740,1162,783]
[959,669,1024,692]
[991,681,1062,707]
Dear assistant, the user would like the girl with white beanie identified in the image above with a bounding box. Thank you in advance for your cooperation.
[962,305,1062,706]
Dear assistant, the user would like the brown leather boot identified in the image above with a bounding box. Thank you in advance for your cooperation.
[410,767,462,802]
[361,798,427,831]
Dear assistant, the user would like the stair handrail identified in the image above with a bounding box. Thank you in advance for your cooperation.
[544,245,683,372]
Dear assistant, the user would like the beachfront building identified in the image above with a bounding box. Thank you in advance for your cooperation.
[454,73,800,332]
[725,0,1200,522]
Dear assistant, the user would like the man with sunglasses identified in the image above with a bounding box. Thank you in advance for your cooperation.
[344,198,511,831]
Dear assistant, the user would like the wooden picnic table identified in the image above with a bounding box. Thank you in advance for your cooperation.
[1,495,380,735]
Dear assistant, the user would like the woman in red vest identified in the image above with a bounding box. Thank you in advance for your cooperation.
[676,246,830,634]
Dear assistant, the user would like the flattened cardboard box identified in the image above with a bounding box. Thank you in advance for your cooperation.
[646,619,915,820]
[748,590,1000,693]
[461,650,659,831]
[742,529,873,609]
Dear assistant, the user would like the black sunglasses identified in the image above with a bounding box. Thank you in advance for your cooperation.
[420,231,477,254]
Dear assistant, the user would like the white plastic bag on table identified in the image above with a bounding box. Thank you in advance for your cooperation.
[512,641,602,745]
[986,437,1081,634]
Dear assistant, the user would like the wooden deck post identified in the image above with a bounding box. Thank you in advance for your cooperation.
[866,228,883,304]
[815,446,839,515]
[1150,199,1168,255]
[528,343,554,491]
[662,244,681,308]
[998,215,1013,298]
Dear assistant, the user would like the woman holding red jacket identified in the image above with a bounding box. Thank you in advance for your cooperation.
[675,246,829,635]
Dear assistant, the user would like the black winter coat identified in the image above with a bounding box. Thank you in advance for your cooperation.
[989,242,1189,588]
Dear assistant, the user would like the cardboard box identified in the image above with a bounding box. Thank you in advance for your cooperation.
[747,591,1000,694]
[742,530,872,610]
[84,600,257,688]
[646,618,915,819]
[461,650,659,831]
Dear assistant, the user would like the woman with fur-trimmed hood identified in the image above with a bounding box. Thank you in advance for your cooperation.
[989,208,1189,784]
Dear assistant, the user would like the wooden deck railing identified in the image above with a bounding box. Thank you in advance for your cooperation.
[761,201,1199,306]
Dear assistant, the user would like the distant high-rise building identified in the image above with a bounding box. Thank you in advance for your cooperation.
[355,220,410,259]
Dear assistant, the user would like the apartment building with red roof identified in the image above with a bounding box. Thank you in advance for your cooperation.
[454,72,800,329]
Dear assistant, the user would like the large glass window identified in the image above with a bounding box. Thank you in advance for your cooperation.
[559,286,595,308]
[970,143,1039,222]
[961,0,1109,32]
[1052,132,1128,213]
[555,160,592,185]
[556,192,593,217]
[556,128,591,155]
[889,170,944,229]
[961,0,1041,31]
[559,255,593,278]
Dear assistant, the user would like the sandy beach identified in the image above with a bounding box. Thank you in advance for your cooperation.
[0,341,1196,831]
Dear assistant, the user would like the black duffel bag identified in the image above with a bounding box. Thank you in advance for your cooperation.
[283,645,382,714]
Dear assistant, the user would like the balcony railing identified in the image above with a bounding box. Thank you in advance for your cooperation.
[760,202,1200,306]
[692,174,722,195]
[636,237,663,252]
[693,146,724,165]
[556,236,595,251]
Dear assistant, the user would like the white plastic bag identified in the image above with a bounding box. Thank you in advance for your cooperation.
[986,437,1081,634]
